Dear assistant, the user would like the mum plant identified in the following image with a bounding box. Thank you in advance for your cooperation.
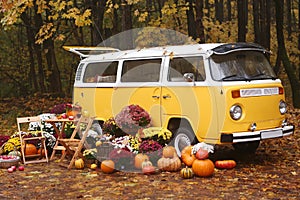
[115,104,151,135]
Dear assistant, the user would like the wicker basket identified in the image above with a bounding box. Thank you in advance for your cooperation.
[96,142,114,162]
[0,156,20,169]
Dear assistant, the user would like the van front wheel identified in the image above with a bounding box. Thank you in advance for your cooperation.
[171,127,196,157]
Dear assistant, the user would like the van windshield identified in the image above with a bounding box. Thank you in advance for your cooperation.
[209,51,277,81]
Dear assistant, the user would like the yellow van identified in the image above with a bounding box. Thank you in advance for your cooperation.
[66,43,294,155]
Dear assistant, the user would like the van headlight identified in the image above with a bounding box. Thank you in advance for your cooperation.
[230,105,242,120]
[279,100,287,114]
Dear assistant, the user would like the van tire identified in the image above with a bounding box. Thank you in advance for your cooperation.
[170,127,197,157]
[233,141,260,154]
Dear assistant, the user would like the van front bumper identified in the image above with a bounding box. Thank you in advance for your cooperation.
[220,125,294,143]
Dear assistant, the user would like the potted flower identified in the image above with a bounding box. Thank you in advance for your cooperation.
[102,117,126,138]
[139,139,163,164]
[115,104,151,135]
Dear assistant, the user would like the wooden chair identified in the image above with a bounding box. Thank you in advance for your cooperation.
[17,116,49,164]
[57,116,94,169]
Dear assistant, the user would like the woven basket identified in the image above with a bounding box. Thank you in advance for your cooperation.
[0,156,20,169]
[96,142,114,162]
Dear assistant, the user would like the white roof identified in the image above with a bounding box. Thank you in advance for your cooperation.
[80,43,223,62]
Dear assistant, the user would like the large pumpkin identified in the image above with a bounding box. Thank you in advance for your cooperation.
[162,146,176,158]
[192,159,214,177]
[181,145,196,167]
[101,160,115,173]
[157,156,181,172]
[134,153,149,169]
[75,158,85,169]
[24,144,37,156]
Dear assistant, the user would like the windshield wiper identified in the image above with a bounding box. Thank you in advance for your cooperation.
[250,73,277,80]
[221,75,250,81]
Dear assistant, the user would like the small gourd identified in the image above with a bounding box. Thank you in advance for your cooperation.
[180,166,194,179]
[101,160,115,173]
[141,159,153,169]
[75,158,85,169]
[134,153,149,169]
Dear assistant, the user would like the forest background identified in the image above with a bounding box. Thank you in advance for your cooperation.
[0,0,299,108]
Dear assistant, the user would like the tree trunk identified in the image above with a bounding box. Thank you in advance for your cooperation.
[274,0,300,108]
[227,0,232,21]
[43,39,63,94]
[20,12,38,93]
[186,0,197,40]
[195,0,205,43]
[121,0,133,49]
[237,0,248,42]
[90,0,107,46]
[215,0,223,23]
[253,0,260,44]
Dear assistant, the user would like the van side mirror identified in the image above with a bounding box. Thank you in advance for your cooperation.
[183,73,195,82]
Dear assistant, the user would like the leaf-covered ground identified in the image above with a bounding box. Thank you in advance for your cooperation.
[0,96,299,199]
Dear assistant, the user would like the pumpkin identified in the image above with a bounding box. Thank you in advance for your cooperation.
[180,166,194,179]
[157,156,181,172]
[162,146,177,158]
[195,148,209,160]
[134,153,149,169]
[141,159,153,169]
[215,160,236,169]
[142,165,156,175]
[75,158,85,169]
[181,146,196,167]
[37,148,46,156]
[24,144,37,156]
[192,159,214,177]
[101,160,115,173]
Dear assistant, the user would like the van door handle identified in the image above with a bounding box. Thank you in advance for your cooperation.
[152,95,160,99]
[163,95,171,99]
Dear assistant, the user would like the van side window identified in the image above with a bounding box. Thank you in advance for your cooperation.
[168,56,205,82]
[83,61,118,83]
[121,59,161,82]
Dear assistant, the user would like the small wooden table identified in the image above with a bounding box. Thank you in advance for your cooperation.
[45,118,76,161]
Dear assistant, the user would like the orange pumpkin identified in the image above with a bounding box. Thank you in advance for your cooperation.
[25,144,37,156]
[162,146,177,158]
[101,160,115,173]
[37,148,46,156]
[192,159,214,177]
[134,153,149,169]
[181,145,196,167]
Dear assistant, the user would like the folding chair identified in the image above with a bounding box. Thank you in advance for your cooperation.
[17,116,49,164]
[57,116,94,169]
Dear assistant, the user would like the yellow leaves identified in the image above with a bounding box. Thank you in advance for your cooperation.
[62,8,91,27]
[35,23,56,44]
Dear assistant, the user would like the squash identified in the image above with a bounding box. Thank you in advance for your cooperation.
[142,165,156,175]
[215,160,236,169]
[134,153,149,169]
[180,166,194,179]
[192,159,214,177]
[162,146,176,158]
[157,156,181,172]
[195,148,209,160]
[75,158,85,169]
[8,150,21,157]
[101,160,115,173]
[24,144,37,156]
[181,146,196,167]
[141,159,153,169]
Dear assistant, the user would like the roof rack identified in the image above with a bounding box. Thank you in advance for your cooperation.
[63,46,120,58]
